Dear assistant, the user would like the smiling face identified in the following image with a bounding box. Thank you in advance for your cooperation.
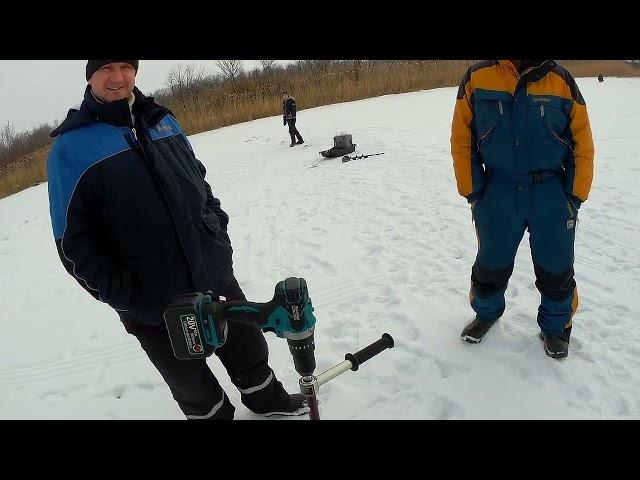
[88,62,136,102]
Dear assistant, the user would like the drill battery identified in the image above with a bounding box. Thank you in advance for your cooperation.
[163,292,227,360]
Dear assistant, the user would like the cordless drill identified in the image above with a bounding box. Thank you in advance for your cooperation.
[163,277,317,376]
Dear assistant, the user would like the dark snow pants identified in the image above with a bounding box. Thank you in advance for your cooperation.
[470,172,579,336]
[119,277,289,420]
[287,119,303,143]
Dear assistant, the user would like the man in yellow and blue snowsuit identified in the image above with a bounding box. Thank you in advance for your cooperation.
[450,60,594,358]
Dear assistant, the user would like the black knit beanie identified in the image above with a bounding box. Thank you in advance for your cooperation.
[86,60,139,81]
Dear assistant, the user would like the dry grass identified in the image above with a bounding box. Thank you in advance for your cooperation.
[0,146,49,199]
[171,60,475,135]
[1,60,637,200]
[561,60,640,78]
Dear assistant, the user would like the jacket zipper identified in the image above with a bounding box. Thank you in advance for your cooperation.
[477,125,496,149]
[545,124,573,151]
[130,124,200,289]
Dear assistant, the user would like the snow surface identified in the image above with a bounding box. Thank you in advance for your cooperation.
[1,77,639,419]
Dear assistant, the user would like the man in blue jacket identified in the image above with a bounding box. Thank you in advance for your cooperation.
[47,60,308,419]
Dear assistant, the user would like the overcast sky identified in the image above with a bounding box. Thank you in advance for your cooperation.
[0,60,283,134]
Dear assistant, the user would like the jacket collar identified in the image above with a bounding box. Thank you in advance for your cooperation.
[51,86,171,137]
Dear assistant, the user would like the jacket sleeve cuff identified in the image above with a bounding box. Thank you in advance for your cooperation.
[568,194,583,209]
[466,192,481,204]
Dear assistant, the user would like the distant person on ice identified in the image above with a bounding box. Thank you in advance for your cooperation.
[282,91,304,147]
[46,60,309,420]
[450,60,595,359]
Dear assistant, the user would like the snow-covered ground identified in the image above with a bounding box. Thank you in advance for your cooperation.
[1,77,639,419]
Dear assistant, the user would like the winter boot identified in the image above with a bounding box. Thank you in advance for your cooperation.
[256,394,310,417]
[461,317,498,343]
[540,328,570,359]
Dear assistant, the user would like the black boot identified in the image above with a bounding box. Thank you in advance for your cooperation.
[461,317,497,343]
[296,138,304,145]
[290,140,296,147]
[256,394,310,417]
[540,329,570,359]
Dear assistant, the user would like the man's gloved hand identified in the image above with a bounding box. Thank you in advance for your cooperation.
[283,117,287,126]
[567,194,583,210]
[466,191,482,208]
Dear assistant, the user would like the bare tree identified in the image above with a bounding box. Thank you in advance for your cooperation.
[312,60,331,73]
[0,118,59,170]
[165,63,208,112]
[166,64,188,111]
[216,60,244,83]
[294,60,331,73]
[0,121,16,150]
[260,59,277,73]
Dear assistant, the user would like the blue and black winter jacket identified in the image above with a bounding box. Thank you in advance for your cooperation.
[47,86,234,325]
